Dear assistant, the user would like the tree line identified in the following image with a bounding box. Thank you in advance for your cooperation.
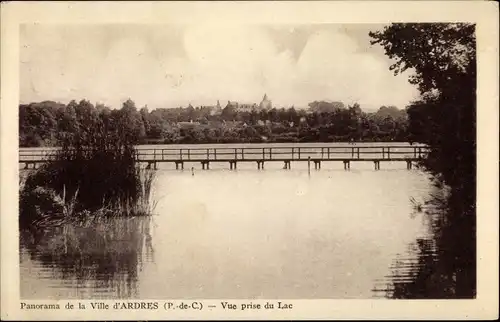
[19,99,410,147]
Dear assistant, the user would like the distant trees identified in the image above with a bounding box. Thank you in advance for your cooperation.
[308,101,345,113]
[19,99,411,147]
[19,101,63,146]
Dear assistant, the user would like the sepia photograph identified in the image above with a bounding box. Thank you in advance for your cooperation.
[17,20,477,300]
[1,1,498,320]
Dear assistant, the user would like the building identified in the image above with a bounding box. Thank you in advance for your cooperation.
[259,93,272,110]
[177,120,200,129]
[226,101,258,113]
[224,94,272,113]
[199,100,223,116]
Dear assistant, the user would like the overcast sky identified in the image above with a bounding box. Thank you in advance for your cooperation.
[20,24,419,110]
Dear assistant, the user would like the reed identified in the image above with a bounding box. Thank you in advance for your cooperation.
[20,118,156,229]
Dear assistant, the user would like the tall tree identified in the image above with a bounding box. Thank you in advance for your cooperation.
[370,22,476,298]
[369,23,476,188]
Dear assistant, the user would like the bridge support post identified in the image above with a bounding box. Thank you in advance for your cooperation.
[283,160,291,170]
[314,160,321,170]
[202,162,205,170]
[374,161,380,170]
[406,160,412,170]
[343,160,350,170]
[154,162,157,170]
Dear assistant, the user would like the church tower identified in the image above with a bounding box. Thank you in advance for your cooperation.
[259,93,272,110]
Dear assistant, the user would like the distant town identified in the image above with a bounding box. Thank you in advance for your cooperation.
[19,94,410,147]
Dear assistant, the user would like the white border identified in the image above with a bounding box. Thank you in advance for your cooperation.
[1,1,498,320]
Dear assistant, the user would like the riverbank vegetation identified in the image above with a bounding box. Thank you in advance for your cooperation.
[19,99,409,147]
[19,104,156,230]
[370,23,476,298]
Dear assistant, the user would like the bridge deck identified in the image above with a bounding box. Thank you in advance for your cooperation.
[135,158,420,162]
[19,145,429,170]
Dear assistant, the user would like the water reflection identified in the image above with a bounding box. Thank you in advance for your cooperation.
[21,164,457,299]
[373,184,476,299]
[20,216,154,299]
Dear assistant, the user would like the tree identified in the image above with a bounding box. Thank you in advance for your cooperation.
[116,99,146,143]
[288,107,298,124]
[348,103,362,117]
[221,105,236,121]
[370,22,476,298]
[369,23,476,186]
[369,23,475,95]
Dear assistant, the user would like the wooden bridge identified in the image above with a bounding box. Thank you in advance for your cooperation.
[19,145,430,171]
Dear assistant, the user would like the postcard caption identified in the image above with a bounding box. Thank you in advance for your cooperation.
[20,301,293,313]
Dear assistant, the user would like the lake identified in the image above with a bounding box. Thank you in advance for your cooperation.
[19,142,439,299]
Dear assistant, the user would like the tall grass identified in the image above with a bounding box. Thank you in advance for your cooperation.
[20,118,156,229]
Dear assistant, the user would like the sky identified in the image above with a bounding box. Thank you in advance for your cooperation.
[20,24,419,111]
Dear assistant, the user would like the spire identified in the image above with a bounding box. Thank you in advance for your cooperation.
[259,93,272,110]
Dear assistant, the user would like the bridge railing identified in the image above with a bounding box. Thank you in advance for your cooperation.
[134,145,431,161]
[19,145,431,163]
[19,150,59,162]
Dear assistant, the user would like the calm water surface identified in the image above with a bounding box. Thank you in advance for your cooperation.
[20,143,436,299]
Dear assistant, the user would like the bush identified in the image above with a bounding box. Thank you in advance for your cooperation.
[20,115,156,229]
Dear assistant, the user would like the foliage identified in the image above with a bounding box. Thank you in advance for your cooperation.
[369,23,475,95]
[20,101,156,229]
[370,23,476,298]
[370,22,476,200]
[19,100,410,147]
